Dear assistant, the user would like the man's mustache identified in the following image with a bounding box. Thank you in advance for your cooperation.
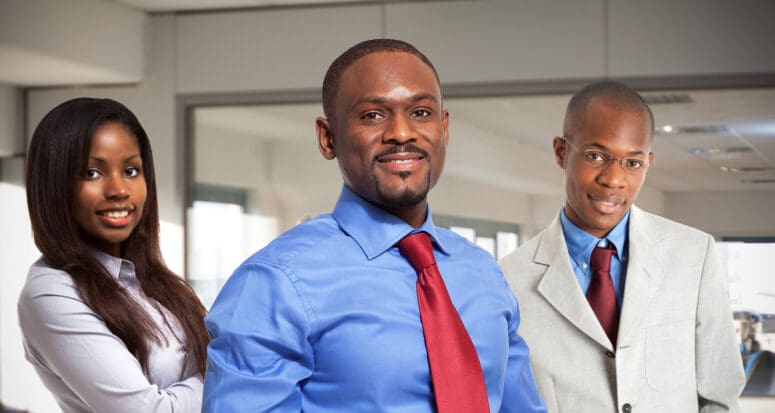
[375,144,429,160]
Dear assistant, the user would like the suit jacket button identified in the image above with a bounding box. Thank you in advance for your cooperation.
[605,350,615,358]
[622,403,632,413]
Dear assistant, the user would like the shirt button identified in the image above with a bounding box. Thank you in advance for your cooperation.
[605,350,615,359]
[582,263,588,269]
[622,403,632,413]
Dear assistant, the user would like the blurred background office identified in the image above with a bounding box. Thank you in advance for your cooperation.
[1,0,774,411]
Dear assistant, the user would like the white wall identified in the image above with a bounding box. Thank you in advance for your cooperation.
[0,0,144,85]
[175,5,382,93]
[608,0,775,77]
[0,84,21,157]
[432,176,533,232]
[720,242,775,314]
[174,0,775,95]
[264,140,342,230]
[0,159,57,412]
[194,122,269,196]
[666,191,775,238]
[385,1,607,82]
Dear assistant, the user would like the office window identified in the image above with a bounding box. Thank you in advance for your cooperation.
[434,214,520,260]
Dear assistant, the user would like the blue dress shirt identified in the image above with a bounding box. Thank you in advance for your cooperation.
[203,186,546,412]
[559,208,629,306]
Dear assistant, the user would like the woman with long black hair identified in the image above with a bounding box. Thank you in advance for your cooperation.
[19,97,208,412]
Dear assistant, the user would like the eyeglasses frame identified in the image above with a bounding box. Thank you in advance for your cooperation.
[560,136,652,175]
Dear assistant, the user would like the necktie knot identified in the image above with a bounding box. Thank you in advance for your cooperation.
[398,232,436,273]
[590,244,616,272]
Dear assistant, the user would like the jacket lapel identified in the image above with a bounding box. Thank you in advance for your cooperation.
[535,216,614,350]
[617,206,665,345]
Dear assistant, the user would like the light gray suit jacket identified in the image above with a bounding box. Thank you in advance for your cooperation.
[500,206,745,412]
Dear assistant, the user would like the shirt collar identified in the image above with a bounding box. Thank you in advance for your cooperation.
[560,207,629,262]
[331,185,448,260]
[89,248,137,284]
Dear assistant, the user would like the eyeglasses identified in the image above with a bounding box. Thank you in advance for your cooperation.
[561,136,651,174]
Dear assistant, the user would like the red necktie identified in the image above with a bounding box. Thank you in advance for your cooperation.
[398,232,490,413]
[587,244,619,347]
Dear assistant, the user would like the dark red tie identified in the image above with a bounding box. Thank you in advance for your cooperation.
[587,244,619,347]
[398,232,490,413]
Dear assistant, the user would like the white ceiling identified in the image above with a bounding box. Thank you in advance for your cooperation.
[195,87,775,195]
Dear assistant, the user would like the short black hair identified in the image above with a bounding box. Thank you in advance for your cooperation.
[564,81,655,139]
[321,38,440,120]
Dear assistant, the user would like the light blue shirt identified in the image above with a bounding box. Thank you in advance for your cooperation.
[559,208,629,306]
[18,251,202,413]
[203,185,546,412]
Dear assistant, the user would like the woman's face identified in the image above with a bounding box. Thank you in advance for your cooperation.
[73,122,147,257]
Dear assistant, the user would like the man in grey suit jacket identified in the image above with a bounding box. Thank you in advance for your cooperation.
[500,81,745,412]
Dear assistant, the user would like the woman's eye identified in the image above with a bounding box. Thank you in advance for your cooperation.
[85,169,100,179]
[125,166,141,177]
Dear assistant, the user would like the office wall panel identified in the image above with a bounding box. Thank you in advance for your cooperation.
[0,85,21,157]
[0,0,144,85]
[385,0,607,83]
[175,5,382,93]
[665,191,775,237]
[609,0,775,77]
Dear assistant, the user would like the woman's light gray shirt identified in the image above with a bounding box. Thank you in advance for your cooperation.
[18,251,202,413]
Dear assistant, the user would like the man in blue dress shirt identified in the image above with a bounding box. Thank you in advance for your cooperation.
[203,39,546,412]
